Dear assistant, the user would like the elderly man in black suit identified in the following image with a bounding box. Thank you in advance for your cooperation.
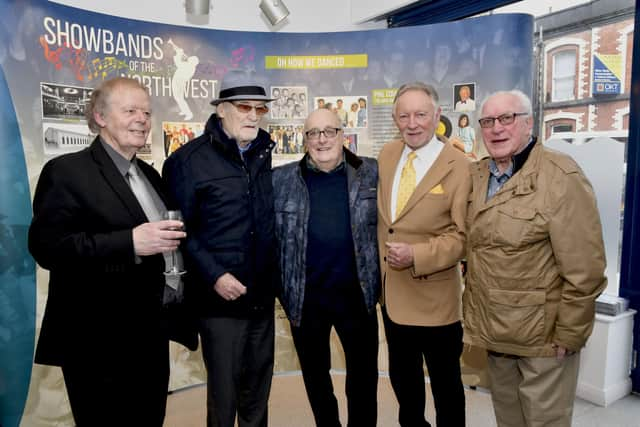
[28,77,196,426]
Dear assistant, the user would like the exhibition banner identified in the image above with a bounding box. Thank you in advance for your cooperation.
[0,0,533,424]
[0,65,37,427]
[0,1,533,167]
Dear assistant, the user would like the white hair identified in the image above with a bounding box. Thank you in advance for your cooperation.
[480,89,532,116]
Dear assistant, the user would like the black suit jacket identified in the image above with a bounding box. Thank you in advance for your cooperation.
[29,138,196,367]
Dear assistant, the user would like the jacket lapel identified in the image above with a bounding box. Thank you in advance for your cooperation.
[468,159,491,220]
[394,142,456,222]
[347,161,359,210]
[379,140,404,226]
[89,138,148,224]
[344,148,364,209]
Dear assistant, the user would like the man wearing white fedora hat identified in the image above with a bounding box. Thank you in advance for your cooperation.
[163,68,279,427]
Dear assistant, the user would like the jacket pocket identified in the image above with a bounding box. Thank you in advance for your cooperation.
[412,265,456,282]
[493,205,544,247]
[488,289,545,346]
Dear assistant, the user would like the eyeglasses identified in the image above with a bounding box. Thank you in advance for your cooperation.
[230,102,269,116]
[305,127,342,140]
[478,112,528,128]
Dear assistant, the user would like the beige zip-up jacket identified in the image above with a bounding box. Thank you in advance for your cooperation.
[463,139,607,357]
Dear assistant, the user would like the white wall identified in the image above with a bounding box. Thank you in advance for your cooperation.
[50,0,387,32]
[51,1,595,32]
[350,0,416,23]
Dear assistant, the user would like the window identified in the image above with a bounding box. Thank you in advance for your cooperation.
[552,50,576,101]
[552,124,573,133]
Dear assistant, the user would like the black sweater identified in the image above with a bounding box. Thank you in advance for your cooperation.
[302,162,360,312]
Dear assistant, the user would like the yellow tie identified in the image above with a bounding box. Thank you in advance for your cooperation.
[396,151,417,215]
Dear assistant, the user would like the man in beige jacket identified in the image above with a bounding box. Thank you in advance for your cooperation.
[377,82,471,427]
[463,90,607,427]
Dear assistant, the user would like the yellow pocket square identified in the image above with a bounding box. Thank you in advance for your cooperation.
[429,184,445,194]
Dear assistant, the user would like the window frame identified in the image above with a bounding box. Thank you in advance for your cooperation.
[551,48,578,102]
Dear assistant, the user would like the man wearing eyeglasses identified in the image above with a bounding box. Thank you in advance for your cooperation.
[273,108,380,427]
[463,90,606,427]
[377,82,471,427]
[163,69,279,427]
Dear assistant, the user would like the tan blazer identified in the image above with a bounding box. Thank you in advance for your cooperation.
[377,136,471,326]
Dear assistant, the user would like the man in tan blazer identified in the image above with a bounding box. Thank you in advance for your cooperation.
[377,82,471,427]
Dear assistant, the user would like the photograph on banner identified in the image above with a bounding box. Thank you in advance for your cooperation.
[313,95,368,129]
[444,110,479,160]
[42,122,94,156]
[270,86,308,120]
[268,124,305,155]
[343,132,358,153]
[40,82,92,121]
[162,121,205,157]
[453,83,477,112]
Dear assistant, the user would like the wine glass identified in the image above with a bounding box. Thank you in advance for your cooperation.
[164,210,186,281]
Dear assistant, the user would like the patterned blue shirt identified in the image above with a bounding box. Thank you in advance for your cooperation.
[487,161,514,200]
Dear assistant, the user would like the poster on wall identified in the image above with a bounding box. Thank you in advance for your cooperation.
[0,0,533,424]
[593,53,622,95]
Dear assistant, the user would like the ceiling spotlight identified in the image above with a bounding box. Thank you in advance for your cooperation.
[185,0,210,16]
[260,0,290,26]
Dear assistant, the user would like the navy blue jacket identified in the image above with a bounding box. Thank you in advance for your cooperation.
[163,114,278,317]
[273,149,380,327]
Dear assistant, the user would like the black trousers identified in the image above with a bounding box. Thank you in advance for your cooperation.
[291,299,379,427]
[382,307,465,427]
[199,312,274,427]
[61,341,169,427]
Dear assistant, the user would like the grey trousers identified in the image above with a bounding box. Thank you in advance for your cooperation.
[199,313,275,427]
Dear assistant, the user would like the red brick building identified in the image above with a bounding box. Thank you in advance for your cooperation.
[535,0,634,143]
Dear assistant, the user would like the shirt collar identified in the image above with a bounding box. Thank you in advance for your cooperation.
[401,134,442,161]
[100,137,133,177]
[238,142,253,154]
[488,158,514,180]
